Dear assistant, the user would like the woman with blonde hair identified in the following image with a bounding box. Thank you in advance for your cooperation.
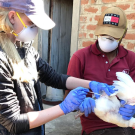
[0,0,115,134]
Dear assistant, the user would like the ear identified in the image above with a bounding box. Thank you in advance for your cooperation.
[8,11,16,25]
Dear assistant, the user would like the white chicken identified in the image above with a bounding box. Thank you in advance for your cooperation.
[94,72,135,128]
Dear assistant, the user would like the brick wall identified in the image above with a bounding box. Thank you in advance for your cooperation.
[79,0,135,52]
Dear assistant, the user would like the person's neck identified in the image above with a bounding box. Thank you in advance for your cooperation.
[105,50,118,64]
[97,43,118,64]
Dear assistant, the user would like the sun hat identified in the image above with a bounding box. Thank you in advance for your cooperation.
[0,0,55,30]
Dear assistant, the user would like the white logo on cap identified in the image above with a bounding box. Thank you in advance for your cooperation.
[104,16,111,22]
[103,13,120,26]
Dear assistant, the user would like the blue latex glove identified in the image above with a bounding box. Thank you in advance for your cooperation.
[79,97,95,117]
[119,100,135,120]
[89,81,115,99]
[59,87,89,114]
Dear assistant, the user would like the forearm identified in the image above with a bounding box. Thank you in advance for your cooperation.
[37,57,69,89]
[66,76,90,90]
[28,105,64,129]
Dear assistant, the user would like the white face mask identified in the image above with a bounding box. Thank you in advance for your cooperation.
[16,25,38,42]
[12,12,38,42]
[98,36,119,53]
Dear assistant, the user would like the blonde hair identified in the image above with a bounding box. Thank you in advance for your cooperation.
[0,7,37,82]
[0,8,12,32]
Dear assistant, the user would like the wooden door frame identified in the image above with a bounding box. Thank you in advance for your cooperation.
[37,0,81,59]
[70,0,81,58]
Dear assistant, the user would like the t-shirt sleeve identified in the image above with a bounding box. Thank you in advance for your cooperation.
[66,54,84,91]
[34,48,69,89]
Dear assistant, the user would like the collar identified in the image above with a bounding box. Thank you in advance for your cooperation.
[91,40,128,58]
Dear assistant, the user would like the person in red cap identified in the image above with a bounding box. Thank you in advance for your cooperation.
[0,0,116,135]
[65,6,135,135]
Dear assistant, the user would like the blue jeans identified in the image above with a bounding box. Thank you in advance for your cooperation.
[83,127,135,135]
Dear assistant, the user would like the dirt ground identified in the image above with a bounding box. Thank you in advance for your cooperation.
[43,104,82,135]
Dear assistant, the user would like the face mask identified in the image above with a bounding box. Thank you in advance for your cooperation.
[15,25,38,42]
[98,36,119,52]
[12,12,38,42]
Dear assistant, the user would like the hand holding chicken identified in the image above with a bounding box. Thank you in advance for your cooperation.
[119,100,135,120]
[78,72,135,129]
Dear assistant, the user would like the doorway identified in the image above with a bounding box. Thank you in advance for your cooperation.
[38,0,73,99]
